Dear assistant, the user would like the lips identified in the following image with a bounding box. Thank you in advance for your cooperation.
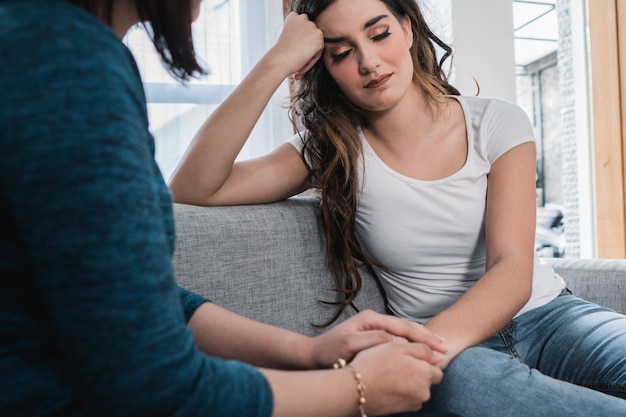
[366,74,392,88]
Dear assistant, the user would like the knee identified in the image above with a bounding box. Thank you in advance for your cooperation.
[430,347,530,406]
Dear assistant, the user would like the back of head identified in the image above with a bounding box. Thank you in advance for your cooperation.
[67,0,205,81]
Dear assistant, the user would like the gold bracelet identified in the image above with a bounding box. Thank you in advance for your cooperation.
[333,358,367,417]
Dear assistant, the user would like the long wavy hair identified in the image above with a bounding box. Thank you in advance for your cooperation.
[67,0,205,81]
[288,0,460,326]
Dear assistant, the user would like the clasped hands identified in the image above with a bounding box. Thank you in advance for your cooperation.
[308,309,449,369]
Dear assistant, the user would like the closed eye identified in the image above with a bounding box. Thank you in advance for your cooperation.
[372,29,391,41]
[328,26,391,63]
[332,49,352,62]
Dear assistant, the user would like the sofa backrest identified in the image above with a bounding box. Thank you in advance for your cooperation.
[173,198,626,337]
[173,197,387,336]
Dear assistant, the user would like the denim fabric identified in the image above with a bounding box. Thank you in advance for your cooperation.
[387,412,460,417]
[426,291,626,416]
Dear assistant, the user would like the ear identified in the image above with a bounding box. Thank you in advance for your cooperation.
[401,16,413,49]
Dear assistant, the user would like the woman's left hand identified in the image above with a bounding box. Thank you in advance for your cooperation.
[308,309,448,368]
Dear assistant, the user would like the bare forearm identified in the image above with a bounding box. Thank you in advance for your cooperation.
[169,13,324,206]
[190,304,445,416]
[262,369,359,417]
[425,258,532,358]
[189,303,449,370]
[189,305,363,416]
[169,52,290,204]
[427,142,538,358]
[188,303,316,369]
[263,341,444,417]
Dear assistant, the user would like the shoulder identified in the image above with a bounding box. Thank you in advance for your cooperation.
[457,95,533,135]
[1,1,142,102]
[456,95,530,122]
[287,130,315,151]
[456,96,535,163]
[0,3,152,191]
[1,1,147,154]
[1,1,129,56]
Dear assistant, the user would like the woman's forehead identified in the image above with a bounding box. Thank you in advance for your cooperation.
[315,0,393,35]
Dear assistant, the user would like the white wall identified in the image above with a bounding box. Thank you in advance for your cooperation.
[449,0,517,101]
[568,0,596,257]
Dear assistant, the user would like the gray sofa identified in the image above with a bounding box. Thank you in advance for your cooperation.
[173,197,626,337]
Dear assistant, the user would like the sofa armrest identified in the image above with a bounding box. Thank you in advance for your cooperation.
[545,258,626,314]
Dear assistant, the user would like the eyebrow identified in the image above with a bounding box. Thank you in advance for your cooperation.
[323,14,389,43]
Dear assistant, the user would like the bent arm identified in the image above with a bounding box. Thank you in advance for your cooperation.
[188,304,447,370]
[425,142,537,360]
[187,305,447,416]
[4,34,279,414]
[169,12,322,206]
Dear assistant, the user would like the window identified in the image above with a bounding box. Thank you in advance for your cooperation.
[124,0,291,181]
[513,0,560,209]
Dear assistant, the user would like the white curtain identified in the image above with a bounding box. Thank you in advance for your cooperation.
[125,0,291,182]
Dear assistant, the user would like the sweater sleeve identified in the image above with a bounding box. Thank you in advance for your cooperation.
[178,285,211,322]
[1,5,273,417]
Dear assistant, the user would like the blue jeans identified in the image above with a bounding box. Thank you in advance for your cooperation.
[387,412,459,417]
[425,290,626,416]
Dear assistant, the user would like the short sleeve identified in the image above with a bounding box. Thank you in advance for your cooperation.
[483,99,536,164]
[287,130,314,169]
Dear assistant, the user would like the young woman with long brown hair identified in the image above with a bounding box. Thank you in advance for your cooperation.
[170,0,626,415]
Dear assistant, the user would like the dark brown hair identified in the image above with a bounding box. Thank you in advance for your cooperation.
[288,0,460,326]
[67,0,205,81]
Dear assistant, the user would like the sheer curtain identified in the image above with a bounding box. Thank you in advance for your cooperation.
[124,0,291,182]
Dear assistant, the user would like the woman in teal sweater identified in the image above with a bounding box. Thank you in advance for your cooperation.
[0,0,452,416]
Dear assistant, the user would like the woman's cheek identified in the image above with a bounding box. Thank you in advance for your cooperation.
[327,62,357,92]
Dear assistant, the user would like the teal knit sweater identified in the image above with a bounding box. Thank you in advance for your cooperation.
[0,1,272,415]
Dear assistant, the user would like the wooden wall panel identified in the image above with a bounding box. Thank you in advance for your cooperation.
[588,0,626,258]
[619,0,626,253]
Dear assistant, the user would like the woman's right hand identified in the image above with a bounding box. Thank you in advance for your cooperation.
[264,340,443,417]
[270,12,325,80]
[350,341,444,415]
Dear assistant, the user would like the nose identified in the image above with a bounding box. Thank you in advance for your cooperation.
[358,47,380,75]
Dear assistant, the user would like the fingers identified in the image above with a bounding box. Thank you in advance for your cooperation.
[293,50,323,80]
[312,328,394,368]
[378,342,444,387]
[402,338,442,365]
[350,342,444,415]
[313,310,450,369]
[279,12,324,79]
[354,310,448,354]
[334,330,398,359]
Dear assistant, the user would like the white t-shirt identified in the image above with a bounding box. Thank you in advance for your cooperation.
[289,95,565,323]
